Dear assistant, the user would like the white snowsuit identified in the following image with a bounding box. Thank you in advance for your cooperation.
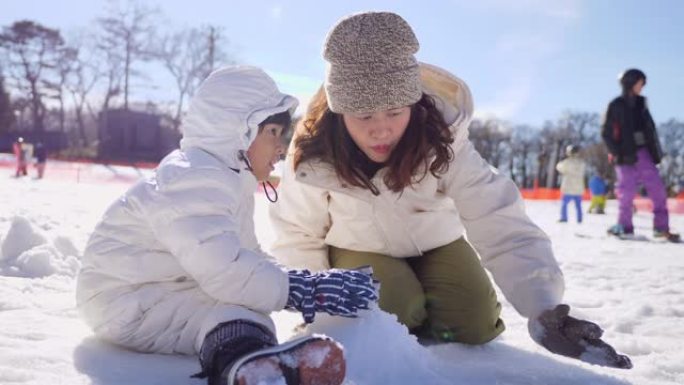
[270,64,565,319]
[76,66,298,355]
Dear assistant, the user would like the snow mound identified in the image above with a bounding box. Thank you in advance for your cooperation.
[0,216,80,278]
[301,306,454,385]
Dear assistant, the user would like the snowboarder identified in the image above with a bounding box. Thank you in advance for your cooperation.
[588,174,607,214]
[76,66,378,385]
[270,11,632,369]
[601,68,680,242]
[556,144,586,223]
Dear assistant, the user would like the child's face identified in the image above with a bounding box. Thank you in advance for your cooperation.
[342,106,411,163]
[246,123,286,181]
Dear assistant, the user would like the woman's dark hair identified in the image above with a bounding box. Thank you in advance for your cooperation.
[259,110,292,134]
[293,87,454,193]
[620,68,646,96]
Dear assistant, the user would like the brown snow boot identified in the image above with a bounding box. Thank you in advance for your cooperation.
[229,335,346,385]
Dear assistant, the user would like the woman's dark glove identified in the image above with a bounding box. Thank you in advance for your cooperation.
[528,304,632,369]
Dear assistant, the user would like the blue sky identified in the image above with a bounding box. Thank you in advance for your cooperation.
[3,0,683,126]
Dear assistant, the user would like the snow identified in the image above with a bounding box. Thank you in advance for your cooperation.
[1,166,683,385]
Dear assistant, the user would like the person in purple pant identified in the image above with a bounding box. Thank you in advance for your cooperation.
[601,68,679,242]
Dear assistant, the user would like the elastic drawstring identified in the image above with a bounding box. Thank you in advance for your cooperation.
[263,180,278,203]
[238,150,279,203]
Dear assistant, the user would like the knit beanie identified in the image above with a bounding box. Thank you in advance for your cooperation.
[323,11,422,114]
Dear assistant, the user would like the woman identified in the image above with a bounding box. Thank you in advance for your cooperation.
[271,12,631,368]
[602,68,679,242]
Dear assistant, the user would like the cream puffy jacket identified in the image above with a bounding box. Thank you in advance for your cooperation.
[76,66,297,354]
[556,156,586,195]
[270,64,564,319]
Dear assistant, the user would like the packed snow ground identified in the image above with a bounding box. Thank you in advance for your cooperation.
[1,165,683,385]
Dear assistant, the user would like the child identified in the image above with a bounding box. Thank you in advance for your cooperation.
[76,66,377,385]
[556,145,586,223]
[588,174,607,214]
[270,12,631,368]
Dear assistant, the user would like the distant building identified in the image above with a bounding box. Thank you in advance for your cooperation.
[98,108,180,162]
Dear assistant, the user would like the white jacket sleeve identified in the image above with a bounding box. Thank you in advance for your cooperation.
[555,159,567,174]
[440,126,565,318]
[269,158,332,271]
[147,168,289,313]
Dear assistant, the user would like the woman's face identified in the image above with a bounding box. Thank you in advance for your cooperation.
[632,79,645,95]
[247,123,286,181]
[342,107,411,163]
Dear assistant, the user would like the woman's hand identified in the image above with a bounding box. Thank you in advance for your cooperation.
[528,304,632,369]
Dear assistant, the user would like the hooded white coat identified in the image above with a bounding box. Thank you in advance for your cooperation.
[76,66,298,355]
[270,64,564,319]
[556,156,586,195]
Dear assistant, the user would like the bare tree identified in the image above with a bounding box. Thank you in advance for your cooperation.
[509,125,538,188]
[201,25,232,78]
[43,46,77,133]
[97,0,157,111]
[583,142,614,182]
[66,41,101,148]
[0,73,14,133]
[154,27,210,129]
[468,118,511,169]
[0,20,64,132]
[558,111,599,147]
[658,119,684,193]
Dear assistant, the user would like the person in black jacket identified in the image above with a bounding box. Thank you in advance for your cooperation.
[33,142,47,179]
[601,68,679,242]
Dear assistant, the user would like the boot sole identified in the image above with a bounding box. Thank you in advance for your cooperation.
[227,335,346,385]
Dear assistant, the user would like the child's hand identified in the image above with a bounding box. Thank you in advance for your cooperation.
[286,268,379,323]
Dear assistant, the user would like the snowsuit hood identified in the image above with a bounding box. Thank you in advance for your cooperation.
[180,66,298,166]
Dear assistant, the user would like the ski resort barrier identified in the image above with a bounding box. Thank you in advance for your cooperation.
[521,187,684,214]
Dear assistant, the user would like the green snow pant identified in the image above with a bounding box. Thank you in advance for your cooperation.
[588,195,606,213]
[329,237,505,344]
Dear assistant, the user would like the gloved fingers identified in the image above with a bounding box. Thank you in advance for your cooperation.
[346,272,375,288]
[321,302,358,317]
[538,304,572,330]
[550,304,571,319]
[333,312,359,319]
[348,286,378,302]
[580,338,633,369]
[353,265,374,277]
[563,317,604,340]
[541,331,585,358]
[301,308,316,324]
[345,275,379,295]
[329,268,374,285]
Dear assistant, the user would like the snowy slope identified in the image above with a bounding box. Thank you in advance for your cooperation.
[1,170,683,385]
